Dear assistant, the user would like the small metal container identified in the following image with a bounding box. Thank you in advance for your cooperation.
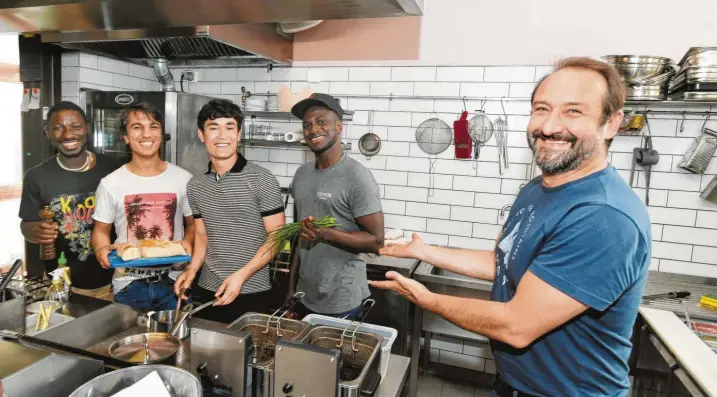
[678,128,717,174]
[146,309,189,340]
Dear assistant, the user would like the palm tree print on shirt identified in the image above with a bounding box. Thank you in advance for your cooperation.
[123,193,177,243]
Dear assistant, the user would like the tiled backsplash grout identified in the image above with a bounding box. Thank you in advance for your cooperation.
[60,52,717,280]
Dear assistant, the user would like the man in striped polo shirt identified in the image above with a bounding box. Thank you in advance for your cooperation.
[174,99,285,324]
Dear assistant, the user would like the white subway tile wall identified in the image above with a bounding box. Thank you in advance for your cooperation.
[61,53,159,104]
[61,57,717,370]
[188,64,717,281]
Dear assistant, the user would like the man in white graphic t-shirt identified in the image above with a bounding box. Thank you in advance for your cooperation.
[91,102,195,311]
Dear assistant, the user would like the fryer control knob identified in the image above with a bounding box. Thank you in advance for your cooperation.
[282,382,293,394]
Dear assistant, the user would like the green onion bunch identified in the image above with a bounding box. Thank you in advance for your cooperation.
[265,216,338,254]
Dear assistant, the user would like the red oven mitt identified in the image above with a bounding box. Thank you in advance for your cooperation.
[454,111,472,159]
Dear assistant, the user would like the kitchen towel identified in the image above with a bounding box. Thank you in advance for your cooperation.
[454,111,472,159]
[284,132,303,143]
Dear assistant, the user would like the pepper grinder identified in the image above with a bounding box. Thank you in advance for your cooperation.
[39,205,56,260]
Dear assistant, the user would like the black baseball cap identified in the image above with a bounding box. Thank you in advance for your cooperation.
[291,93,344,120]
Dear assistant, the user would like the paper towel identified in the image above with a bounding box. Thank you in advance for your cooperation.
[284,132,303,143]
[110,371,171,397]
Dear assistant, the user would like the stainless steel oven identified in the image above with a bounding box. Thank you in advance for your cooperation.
[80,89,216,176]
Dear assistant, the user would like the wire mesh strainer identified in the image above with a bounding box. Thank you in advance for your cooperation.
[242,324,299,362]
[416,118,452,155]
[416,118,453,195]
[308,299,376,381]
[468,110,494,169]
[229,292,306,362]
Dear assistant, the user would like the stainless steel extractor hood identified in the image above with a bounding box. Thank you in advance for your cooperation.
[41,25,294,65]
[0,0,425,65]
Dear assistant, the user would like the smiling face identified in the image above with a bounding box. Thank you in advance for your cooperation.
[527,67,621,176]
[199,117,240,160]
[47,110,88,158]
[123,110,163,159]
[302,106,342,155]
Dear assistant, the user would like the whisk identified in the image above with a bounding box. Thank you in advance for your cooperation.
[494,117,509,175]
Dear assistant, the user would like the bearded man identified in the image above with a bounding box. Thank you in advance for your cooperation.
[373,57,651,397]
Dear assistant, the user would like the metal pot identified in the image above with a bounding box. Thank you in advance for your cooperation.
[108,332,181,365]
[69,365,202,397]
[604,55,672,83]
[146,309,189,340]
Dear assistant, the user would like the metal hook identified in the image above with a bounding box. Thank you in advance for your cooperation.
[480,100,486,112]
[702,111,712,132]
[680,111,687,133]
[500,96,507,120]
[462,96,467,112]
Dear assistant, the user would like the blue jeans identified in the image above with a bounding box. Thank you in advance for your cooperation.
[334,305,364,321]
[114,278,177,312]
[294,302,365,321]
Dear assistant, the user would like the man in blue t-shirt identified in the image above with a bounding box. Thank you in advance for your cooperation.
[374,57,651,397]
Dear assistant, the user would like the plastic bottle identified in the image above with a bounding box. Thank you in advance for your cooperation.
[45,268,70,305]
[57,252,71,296]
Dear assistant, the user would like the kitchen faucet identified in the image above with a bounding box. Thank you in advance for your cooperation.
[500,204,513,218]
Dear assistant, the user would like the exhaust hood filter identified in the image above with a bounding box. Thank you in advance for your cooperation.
[56,36,252,60]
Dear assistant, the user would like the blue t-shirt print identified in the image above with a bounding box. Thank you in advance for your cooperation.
[490,167,651,397]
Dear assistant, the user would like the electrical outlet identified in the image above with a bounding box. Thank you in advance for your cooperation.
[180,70,199,83]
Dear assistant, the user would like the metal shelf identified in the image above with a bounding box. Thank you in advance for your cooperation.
[244,110,354,122]
[241,139,351,152]
[625,100,717,108]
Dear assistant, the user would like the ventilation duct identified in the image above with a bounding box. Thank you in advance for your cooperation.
[153,58,175,92]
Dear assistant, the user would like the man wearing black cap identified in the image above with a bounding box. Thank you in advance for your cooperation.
[288,94,385,320]
[19,101,118,300]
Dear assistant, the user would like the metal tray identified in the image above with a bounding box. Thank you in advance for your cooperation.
[108,250,191,268]
[679,47,717,68]
[669,91,717,102]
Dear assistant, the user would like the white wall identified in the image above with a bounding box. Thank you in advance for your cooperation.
[60,53,159,104]
[293,0,717,66]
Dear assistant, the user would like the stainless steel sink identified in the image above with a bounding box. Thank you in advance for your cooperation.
[414,261,493,299]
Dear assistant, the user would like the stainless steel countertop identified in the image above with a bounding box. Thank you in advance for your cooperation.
[640,271,717,322]
[377,355,410,397]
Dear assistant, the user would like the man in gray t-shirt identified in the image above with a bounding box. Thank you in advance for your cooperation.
[288,94,384,319]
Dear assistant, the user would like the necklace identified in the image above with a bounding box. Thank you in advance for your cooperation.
[57,151,93,172]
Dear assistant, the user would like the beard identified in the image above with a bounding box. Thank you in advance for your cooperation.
[527,130,599,176]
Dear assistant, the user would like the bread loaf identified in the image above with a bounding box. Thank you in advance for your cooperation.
[115,240,186,261]
[141,242,186,258]
[116,242,143,261]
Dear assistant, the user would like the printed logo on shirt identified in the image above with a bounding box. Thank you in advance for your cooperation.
[123,193,178,278]
[50,192,97,261]
[317,192,333,200]
[495,204,536,287]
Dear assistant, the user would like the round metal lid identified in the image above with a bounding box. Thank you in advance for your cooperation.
[108,333,180,364]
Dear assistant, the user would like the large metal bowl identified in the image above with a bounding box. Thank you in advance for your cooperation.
[604,55,672,83]
[69,365,201,397]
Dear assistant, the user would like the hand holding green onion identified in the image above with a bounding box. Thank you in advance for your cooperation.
[264,215,338,255]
